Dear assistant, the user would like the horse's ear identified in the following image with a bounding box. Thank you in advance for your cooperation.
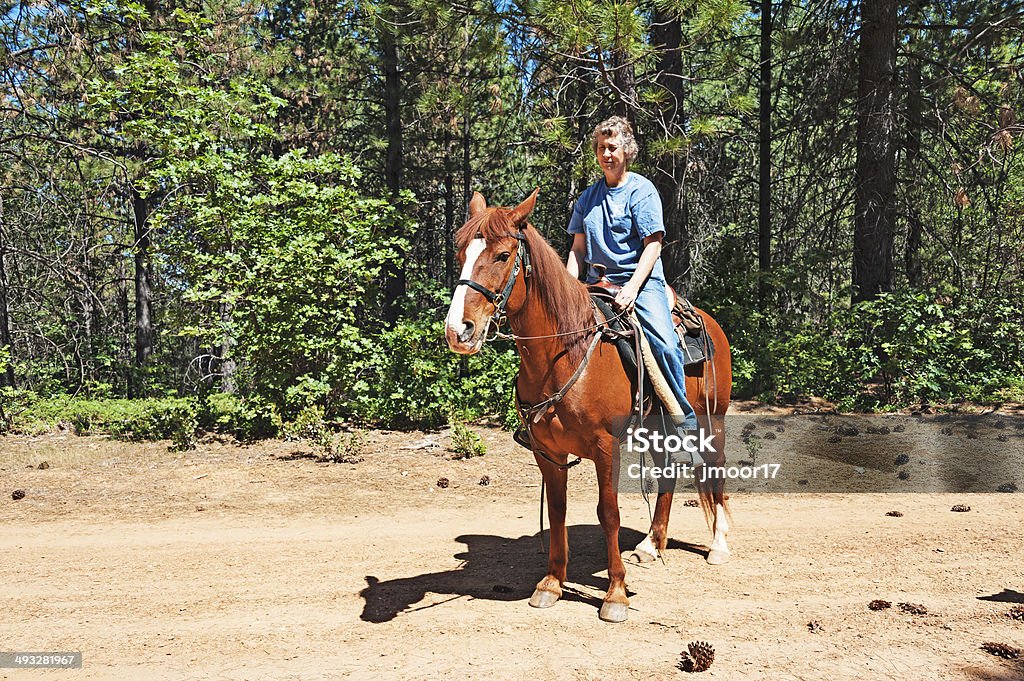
[509,188,539,227]
[468,192,487,217]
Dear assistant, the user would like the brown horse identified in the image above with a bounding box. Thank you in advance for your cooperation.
[444,190,732,623]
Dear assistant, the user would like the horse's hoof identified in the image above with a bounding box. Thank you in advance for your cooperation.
[706,548,731,565]
[529,588,561,609]
[625,549,657,564]
[598,600,629,623]
[626,534,659,563]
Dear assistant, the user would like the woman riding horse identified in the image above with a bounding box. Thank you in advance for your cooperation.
[444,125,732,623]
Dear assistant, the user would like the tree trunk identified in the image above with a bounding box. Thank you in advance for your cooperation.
[462,108,472,221]
[853,0,898,302]
[612,50,636,120]
[444,125,455,288]
[219,301,237,394]
[758,0,773,309]
[904,30,923,288]
[0,194,15,388]
[381,26,404,324]
[132,186,154,397]
[651,12,689,287]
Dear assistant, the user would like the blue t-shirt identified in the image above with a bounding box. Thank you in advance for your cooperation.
[567,172,665,284]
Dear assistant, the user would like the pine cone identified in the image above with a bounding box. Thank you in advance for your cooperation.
[436,477,450,489]
[478,475,490,486]
[11,489,25,501]
[981,642,1021,659]
[683,499,700,508]
[1006,605,1024,622]
[868,599,892,611]
[894,453,910,466]
[885,511,903,517]
[679,641,715,672]
[950,504,970,512]
[898,602,927,615]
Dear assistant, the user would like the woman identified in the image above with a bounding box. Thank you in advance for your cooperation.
[566,116,698,436]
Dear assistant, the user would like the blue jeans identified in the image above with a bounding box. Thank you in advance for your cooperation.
[633,278,698,430]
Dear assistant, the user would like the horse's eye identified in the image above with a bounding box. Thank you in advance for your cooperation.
[495,252,511,263]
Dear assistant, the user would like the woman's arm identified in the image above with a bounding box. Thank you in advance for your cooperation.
[614,233,663,311]
[566,233,587,280]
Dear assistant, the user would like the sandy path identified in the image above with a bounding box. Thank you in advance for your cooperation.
[1,429,1023,680]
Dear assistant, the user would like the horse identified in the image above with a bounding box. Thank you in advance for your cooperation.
[444,189,732,623]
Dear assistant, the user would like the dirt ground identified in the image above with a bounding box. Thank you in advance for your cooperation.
[2,404,1023,680]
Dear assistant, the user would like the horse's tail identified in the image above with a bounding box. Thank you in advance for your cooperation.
[688,309,732,530]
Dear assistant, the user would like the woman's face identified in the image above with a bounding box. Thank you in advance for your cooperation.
[596,133,628,177]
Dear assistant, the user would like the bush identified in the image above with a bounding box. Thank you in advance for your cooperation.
[202,392,281,440]
[347,318,518,429]
[283,405,364,463]
[846,291,1023,404]
[14,396,200,444]
[755,290,1024,407]
[448,421,486,459]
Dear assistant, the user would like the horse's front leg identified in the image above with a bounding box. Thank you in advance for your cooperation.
[594,453,629,623]
[629,490,674,562]
[529,455,567,609]
[629,447,676,562]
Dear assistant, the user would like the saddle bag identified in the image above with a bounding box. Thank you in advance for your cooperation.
[672,297,713,368]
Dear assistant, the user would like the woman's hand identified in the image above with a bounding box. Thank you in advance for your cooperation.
[614,281,640,313]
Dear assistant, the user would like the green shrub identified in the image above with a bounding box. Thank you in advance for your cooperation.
[347,318,518,428]
[283,405,364,463]
[203,392,281,440]
[448,421,486,459]
[754,290,1024,408]
[14,396,200,444]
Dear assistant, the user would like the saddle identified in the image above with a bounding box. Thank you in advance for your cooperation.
[586,277,714,373]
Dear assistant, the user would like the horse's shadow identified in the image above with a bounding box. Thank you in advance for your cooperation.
[360,525,701,623]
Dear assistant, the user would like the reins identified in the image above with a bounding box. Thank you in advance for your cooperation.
[490,307,631,343]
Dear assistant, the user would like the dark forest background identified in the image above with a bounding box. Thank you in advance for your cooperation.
[1,0,1022,442]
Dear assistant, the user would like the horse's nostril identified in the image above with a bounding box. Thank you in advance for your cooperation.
[460,321,475,342]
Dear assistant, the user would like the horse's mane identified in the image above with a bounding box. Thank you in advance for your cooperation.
[456,207,594,364]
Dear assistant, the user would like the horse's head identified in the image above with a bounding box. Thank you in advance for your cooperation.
[445,189,539,354]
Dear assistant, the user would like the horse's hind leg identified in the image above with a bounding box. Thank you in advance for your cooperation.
[529,457,567,609]
[594,454,629,623]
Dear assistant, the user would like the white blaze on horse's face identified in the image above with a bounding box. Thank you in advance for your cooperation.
[445,238,487,354]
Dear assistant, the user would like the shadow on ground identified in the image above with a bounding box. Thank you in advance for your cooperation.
[359,524,700,623]
[976,589,1024,604]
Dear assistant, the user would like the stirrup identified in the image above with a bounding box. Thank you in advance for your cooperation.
[513,426,532,449]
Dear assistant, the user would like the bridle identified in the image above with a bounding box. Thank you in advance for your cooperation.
[455,231,531,332]
[454,231,629,342]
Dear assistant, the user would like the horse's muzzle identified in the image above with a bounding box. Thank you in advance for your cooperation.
[445,322,484,355]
